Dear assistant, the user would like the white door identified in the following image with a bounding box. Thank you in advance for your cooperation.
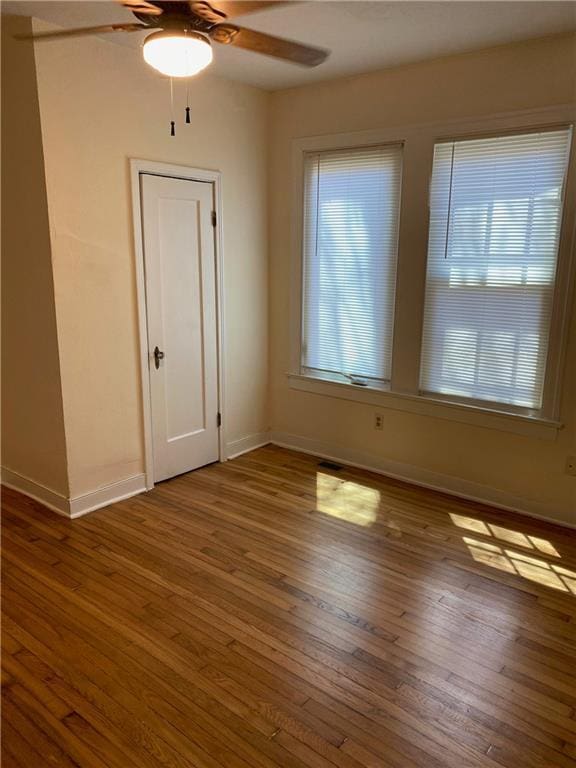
[141,173,219,483]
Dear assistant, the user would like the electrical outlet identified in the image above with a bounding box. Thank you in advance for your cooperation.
[566,455,576,477]
[374,413,384,431]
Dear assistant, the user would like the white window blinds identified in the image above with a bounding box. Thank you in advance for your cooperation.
[420,128,572,410]
[301,144,402,384]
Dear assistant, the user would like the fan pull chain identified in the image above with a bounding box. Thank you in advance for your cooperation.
[185,80,191,123]
[183,29,191,124]
[170,77,175,137]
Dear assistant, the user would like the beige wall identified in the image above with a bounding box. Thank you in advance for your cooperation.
[269,34,576,525]
[4,22,575,523]
[1,16,69,495]
[33,22,269,497]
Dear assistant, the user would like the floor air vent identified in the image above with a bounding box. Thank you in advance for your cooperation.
[318,461,342,471]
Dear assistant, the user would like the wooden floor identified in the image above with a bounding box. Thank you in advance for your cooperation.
[2,446,576,768]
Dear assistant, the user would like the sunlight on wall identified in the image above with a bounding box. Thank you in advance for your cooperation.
[316,472,380,526]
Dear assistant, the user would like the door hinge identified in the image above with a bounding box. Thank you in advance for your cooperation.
[217,412,221,428]
[211,210,217,228]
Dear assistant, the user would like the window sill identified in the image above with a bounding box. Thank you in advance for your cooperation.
[287,372,562,440]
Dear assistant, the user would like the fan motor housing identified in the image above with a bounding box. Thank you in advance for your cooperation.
[132,6,219,32]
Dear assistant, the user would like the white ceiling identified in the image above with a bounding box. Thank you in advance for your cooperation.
[3,0,576,90]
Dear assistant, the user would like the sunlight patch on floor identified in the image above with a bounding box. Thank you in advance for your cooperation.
[463,536,574,593]
[316,472,380,526]
[450,513,560,557]
[463,537,517,574]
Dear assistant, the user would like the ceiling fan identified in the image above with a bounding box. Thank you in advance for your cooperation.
[16,1,330,77]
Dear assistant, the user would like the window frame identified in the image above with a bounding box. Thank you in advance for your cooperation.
[300,140,404,385]
[419,125,573,413]
[289,106,576,440]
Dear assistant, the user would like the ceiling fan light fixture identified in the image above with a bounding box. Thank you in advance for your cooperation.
[143,30,213,77]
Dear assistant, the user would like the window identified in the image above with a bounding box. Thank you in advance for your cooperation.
[420,128,572,411]
[301,144,402,385]
[294,115,574,435]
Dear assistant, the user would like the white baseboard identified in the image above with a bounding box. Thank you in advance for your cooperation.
[1,467,70,517]
[4,441,571,529]
[1,467,147,519]
[69,474,147,518]
[226,432,271,460]
[269,432,575,530]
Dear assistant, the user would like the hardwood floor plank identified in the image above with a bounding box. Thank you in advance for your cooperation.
[3,445,575,767]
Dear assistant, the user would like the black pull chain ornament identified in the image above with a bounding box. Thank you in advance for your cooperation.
[169,77,175,137]
[185,79,191,124]
[167,77,192,136]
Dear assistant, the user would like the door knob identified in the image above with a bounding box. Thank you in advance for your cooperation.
[153,346,165,370]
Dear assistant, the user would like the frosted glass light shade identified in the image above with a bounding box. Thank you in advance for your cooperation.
[143,31,213,77]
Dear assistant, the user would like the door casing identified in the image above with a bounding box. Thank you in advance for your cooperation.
[130,159,226,490]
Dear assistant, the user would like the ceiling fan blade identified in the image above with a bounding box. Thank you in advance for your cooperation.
[210,24,329,66]
[120,0,165,15]
[203,2,293,19]
[183,2,226,23]
[15,23,151,42]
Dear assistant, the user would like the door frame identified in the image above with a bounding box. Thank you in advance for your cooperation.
[130,158,226,490]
